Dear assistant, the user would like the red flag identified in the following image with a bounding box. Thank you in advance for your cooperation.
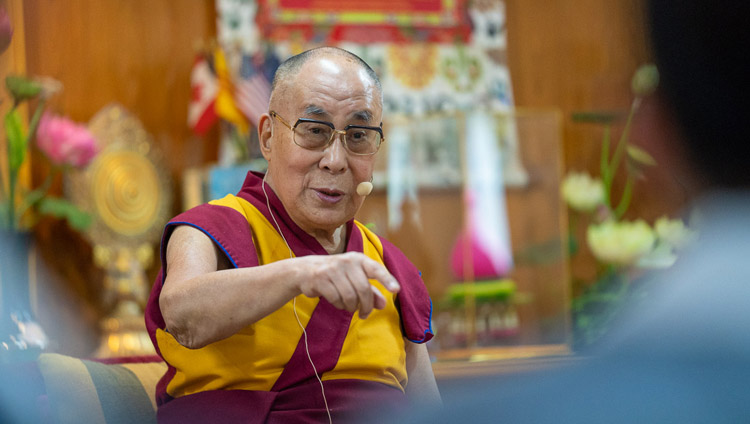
[187,54,219,135]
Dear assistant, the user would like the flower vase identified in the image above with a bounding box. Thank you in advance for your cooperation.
[0,231,48,363]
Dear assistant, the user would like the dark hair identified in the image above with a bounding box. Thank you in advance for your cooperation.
[648,1,750,187]
[270,46,382,100]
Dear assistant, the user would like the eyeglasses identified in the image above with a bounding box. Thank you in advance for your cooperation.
[269,111,384,156]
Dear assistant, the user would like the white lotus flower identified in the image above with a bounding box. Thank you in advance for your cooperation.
[587,219,656,266]
[561,172,605,213]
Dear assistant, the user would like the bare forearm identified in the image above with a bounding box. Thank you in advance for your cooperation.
[405,341,442,405]
[161,259,301,349]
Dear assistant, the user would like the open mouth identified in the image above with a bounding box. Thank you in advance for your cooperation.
[313,188,345,203]
[317,188,343,197]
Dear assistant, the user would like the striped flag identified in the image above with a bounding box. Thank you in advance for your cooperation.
[260,49,281,84]
[235,53,272,129]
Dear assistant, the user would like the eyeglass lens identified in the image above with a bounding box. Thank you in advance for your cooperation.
[294,121,381,155]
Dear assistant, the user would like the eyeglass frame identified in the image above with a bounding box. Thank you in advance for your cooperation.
[269,110,385,156]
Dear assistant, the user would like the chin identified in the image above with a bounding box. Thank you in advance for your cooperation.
[307,208,356,231]
[314,213,352,230]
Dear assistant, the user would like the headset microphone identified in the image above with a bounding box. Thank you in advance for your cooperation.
[356,181,373,196]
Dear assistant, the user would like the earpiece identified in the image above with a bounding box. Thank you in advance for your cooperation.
[357,181,373,196]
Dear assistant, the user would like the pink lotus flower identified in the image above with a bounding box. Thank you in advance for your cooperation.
[36,112,98,167]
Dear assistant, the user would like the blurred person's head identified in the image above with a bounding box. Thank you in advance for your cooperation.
[646,0,750,189]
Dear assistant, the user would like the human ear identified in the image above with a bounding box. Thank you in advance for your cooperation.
[258,113,273,160]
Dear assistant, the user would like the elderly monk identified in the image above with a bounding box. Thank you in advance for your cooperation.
[145,47,441,423]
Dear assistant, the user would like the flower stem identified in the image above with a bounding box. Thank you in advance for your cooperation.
[609,99,638,181]
[615,174,634,218]
[4,98,47,229]
[28,98,46,144]
[16,169,55,222]
[600,125,612,209]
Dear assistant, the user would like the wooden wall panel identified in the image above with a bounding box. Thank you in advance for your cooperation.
[23,0,219,183]
[506,0,649,165]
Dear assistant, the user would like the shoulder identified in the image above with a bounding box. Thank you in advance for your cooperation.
[161,197,259,269]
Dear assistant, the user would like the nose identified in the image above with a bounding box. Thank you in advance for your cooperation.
[319,130,348,173]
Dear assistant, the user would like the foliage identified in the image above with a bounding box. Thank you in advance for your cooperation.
[1,18,98,232]
[564,64,696,350]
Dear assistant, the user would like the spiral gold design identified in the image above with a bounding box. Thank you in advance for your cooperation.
[90,150,160,236]
[66,104,172,248]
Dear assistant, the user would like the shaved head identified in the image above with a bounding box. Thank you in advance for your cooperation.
[270,47,382,109]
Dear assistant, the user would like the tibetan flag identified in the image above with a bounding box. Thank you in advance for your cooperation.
[187,53,218,135]
[236,53,272,129]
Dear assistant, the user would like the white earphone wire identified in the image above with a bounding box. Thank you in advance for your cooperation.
[262,178,333,424]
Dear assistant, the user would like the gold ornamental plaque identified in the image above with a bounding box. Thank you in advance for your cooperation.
[68,104,172,246]
[66,104,172,357]
[90,150,160,237]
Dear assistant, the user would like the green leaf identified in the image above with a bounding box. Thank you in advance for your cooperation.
[38,197,93,230]
[23,187,47,207]
[626,144,657,167]
[5,109,27,171]
[5,75,42,103]
[571,111,624,124]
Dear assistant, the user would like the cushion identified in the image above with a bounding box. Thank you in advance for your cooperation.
[37,353,166,424]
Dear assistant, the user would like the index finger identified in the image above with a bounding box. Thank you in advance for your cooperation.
[361,257,400,293]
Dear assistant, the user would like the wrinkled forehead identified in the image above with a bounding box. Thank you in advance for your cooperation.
[300,104,376,123]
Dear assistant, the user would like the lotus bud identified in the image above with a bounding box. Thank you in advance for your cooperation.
[6,75,42,104]
[631,63,660,97]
